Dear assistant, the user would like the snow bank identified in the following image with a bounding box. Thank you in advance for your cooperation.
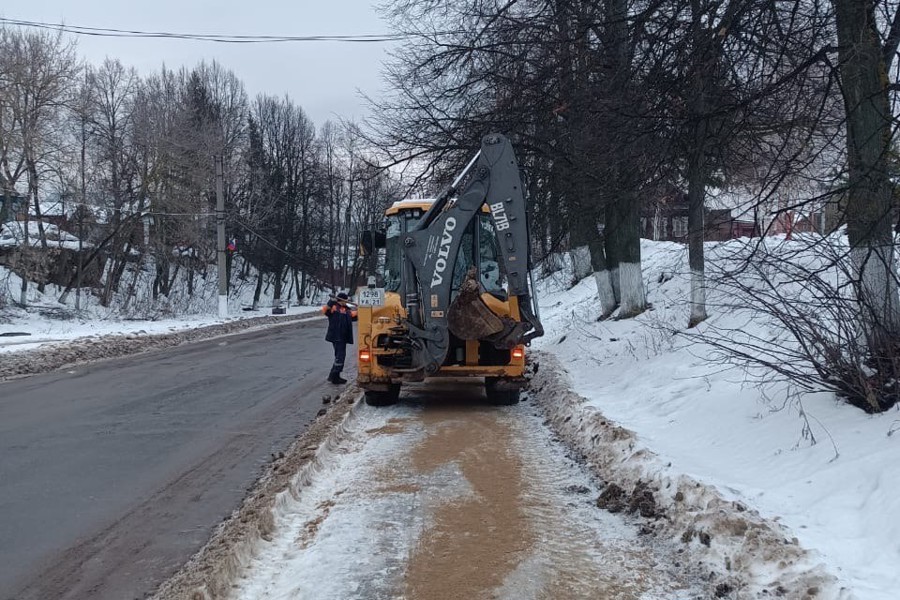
[534,238,899,599]
[530,352,844,599]
[152,386,361,600]
[0,259,329,354]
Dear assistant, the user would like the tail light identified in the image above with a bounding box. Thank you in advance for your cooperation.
[359,349,372,363]
[512,346,525,360]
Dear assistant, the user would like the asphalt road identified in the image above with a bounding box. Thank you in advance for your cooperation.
[0,318,339,600]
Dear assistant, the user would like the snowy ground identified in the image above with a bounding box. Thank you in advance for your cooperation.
[0,304,321,354]
[0,263,326,354]
[534,238,899,600]
[6,234,895,598]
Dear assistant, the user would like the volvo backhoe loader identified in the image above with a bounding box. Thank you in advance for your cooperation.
[356,133,543,406]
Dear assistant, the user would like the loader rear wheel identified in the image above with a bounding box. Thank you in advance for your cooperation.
[485,378,521,406]
[365,384,401,407]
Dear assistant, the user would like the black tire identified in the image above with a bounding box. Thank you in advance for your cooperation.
[365,384,401,407]
[485,378,521,406]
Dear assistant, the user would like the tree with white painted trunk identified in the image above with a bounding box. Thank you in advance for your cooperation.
[599,0,646,319]
[677,0,900,413]
[590,234,619,320]
[643,0,830,329]
[832,0,900,396]
[680,0,745,328]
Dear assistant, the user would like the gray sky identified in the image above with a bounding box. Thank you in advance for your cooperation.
[2,1,395,126]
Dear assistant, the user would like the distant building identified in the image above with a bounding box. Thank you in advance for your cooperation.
[30,194,76,231]
[767,210,826,238]
[0,192,27,223]
[641,187,759,242]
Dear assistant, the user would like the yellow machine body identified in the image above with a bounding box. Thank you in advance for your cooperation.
[356,203,527,392]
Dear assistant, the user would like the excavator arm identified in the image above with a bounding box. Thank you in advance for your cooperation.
[401,133,544,374]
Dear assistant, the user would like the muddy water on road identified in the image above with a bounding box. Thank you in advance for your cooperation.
[233,381,698,600]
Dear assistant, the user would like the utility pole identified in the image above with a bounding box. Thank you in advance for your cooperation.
[76,107,86,313]
[215,156,227,318]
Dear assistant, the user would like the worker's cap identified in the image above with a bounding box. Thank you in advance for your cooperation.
[337,292,350,300]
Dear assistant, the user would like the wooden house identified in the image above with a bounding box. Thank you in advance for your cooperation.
[0,192,26,223]
[641,187,759,242]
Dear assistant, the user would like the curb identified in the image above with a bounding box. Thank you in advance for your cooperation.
[528,350,848,600]
[152,383,363,600]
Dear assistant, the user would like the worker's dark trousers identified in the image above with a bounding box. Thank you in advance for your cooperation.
[329,342,347,379]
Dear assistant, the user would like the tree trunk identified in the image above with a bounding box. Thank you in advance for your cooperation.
[102,248,130,308]
[300,269,308,304]
[153,258,165,300]
[570,246,592,282]
[122,261,141,313]
[167,264,180,298]
[833,0,900,353]
[19,197,30,306]
[252,269,264,311]
[616,190,646,318]
[294,268,303,304]
[342,203,352,289]
[24,163,48,294]
[602,0,646,317]
[589,236,617,319]
[687,169,708,327]
[685,0,713,328]
[273,264,284,306]
[604,201,622,306]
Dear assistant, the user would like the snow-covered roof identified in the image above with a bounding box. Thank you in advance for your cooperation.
[0,220,91,250]
[22,200,75,218]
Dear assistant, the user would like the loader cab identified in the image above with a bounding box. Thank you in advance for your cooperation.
[382,200,507,300]
[382,205,423,294]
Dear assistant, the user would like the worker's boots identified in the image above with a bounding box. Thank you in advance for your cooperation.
[328,373,347,385]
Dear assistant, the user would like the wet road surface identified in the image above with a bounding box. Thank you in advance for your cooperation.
[0,318,337,600]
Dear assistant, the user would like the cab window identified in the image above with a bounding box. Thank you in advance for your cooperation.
[478,213,507,296]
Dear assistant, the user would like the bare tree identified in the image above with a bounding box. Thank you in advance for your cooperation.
[0,26,78,303]
[320,121,343,289]
[0,27,399,319]
[833,0,900,358]
[247,94,319,306]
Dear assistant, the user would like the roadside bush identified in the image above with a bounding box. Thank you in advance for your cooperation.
[697,234,900,414]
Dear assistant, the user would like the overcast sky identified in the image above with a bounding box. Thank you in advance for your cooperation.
[2,1,395,126]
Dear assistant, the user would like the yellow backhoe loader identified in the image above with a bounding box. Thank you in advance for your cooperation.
[355,134,543,406]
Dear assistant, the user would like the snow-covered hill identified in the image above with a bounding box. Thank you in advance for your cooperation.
[535,238,898,599]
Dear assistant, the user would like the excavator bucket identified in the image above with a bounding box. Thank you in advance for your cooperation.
[448,268,504,340]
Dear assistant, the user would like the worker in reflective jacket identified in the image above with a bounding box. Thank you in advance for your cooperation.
[322,292,358,384]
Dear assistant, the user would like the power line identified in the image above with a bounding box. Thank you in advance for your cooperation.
[0,17,407,44]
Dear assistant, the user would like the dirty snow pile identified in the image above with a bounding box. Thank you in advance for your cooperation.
[534,237,899,600]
